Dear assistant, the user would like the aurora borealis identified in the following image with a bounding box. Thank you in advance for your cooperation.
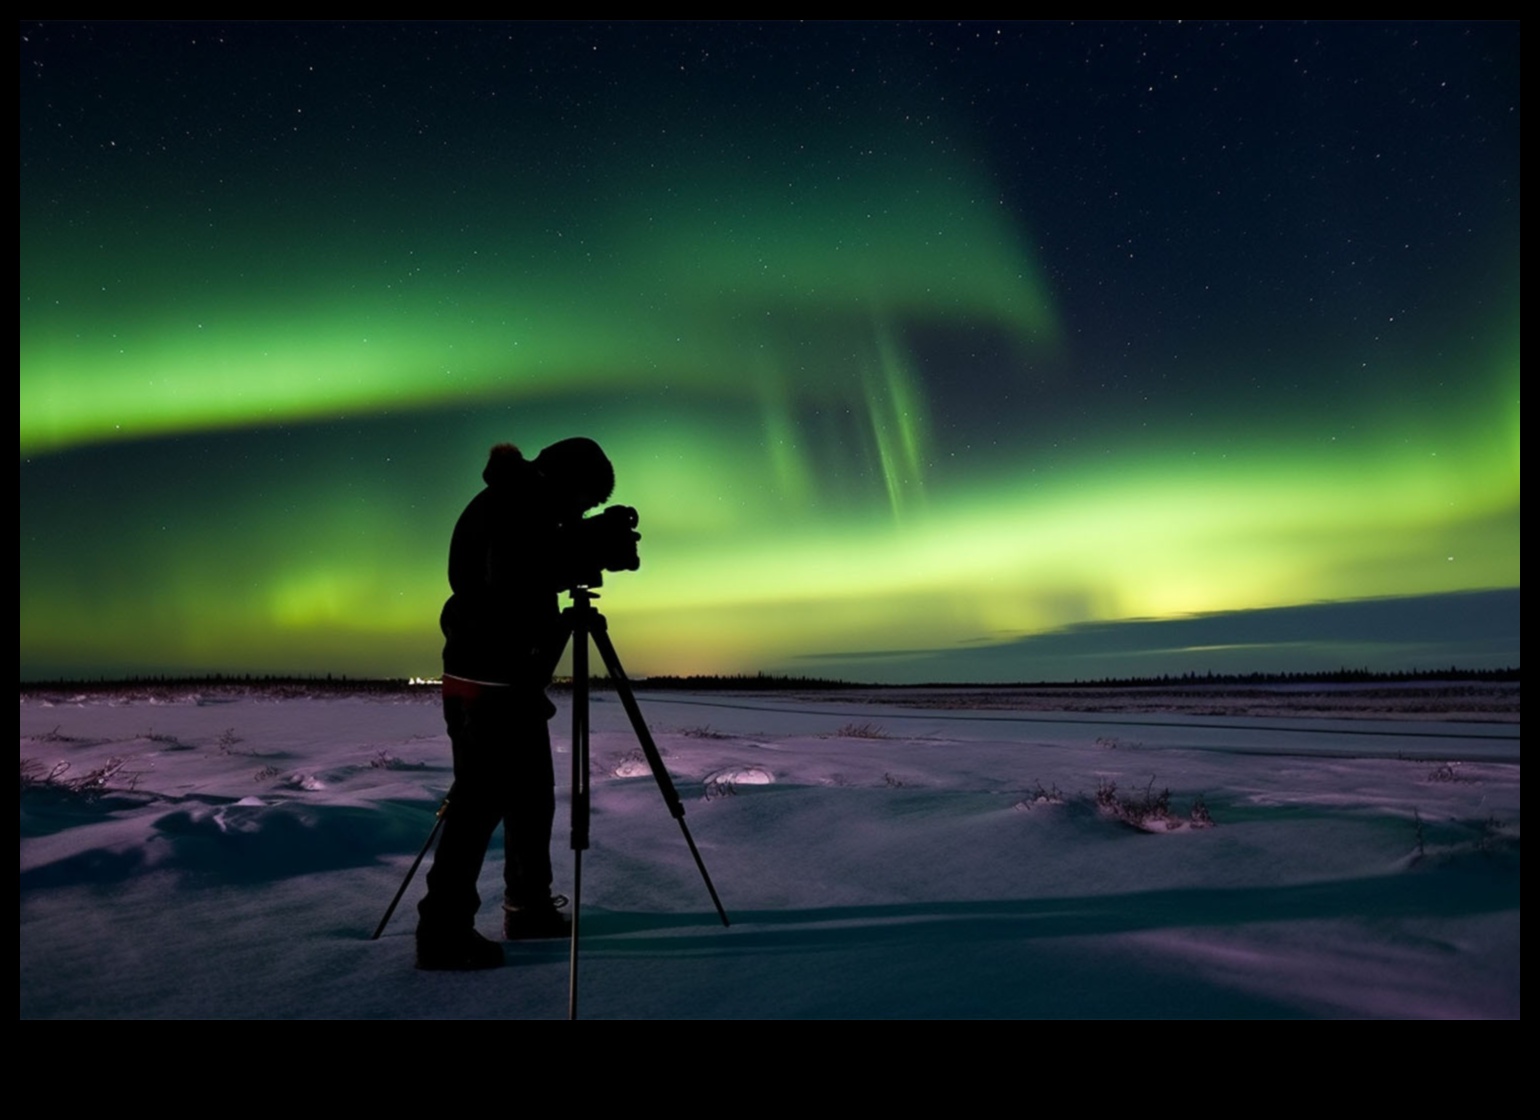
[20,22,1519,682]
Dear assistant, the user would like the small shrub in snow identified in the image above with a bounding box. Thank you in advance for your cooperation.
[1477,815,1513,855]
[1095,776,1212,832]
[20,758,52,790]
[1408,810,1515,865]
[1426,762,1472,783]
[20,756,139,798]
[1015,779,1065,811]
[701,766,772,800]
[836,722,888,739]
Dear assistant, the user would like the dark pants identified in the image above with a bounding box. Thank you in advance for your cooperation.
[418,684,556,933]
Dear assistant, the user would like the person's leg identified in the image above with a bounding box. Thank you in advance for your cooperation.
[501,696,567,938]
[502,705,555,906]
[416,691,507,968]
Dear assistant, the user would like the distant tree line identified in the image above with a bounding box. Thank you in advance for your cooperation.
[20,665,1519,698]
[18,673,420,699]
[979,666,1522,689]
[576,671,857,691]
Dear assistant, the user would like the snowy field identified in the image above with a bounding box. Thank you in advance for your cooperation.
[20,684,1519,1019]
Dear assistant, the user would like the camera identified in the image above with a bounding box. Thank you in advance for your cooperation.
[569,504,640,588]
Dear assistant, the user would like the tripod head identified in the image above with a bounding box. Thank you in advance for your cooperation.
[565,583,602,607]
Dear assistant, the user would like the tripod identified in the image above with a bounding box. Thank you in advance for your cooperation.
[370,586,729,1011]
[558,584,730,1018]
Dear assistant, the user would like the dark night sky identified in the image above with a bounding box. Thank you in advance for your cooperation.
[19,21,1519,681]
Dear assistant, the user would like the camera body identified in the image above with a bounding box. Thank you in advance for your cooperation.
[568,504,641,589]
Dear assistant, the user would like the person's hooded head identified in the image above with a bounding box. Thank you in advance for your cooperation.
[533,437,614,515]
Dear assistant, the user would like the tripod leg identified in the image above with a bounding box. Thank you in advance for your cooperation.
[589,620,731,928]
[371,788,453,940]
[567,609,590,1020]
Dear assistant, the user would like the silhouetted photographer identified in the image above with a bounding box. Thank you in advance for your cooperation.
[416,438,638,970]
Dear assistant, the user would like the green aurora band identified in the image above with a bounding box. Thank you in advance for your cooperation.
[19,282,1517,681]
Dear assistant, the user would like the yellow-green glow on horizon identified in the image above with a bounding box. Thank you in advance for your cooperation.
[601,420,1518,675]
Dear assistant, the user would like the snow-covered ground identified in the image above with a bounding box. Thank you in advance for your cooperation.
[20,684,1519,1018]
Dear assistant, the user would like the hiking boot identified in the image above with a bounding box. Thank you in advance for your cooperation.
[503,895,571,940]
[415,927,504,971]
